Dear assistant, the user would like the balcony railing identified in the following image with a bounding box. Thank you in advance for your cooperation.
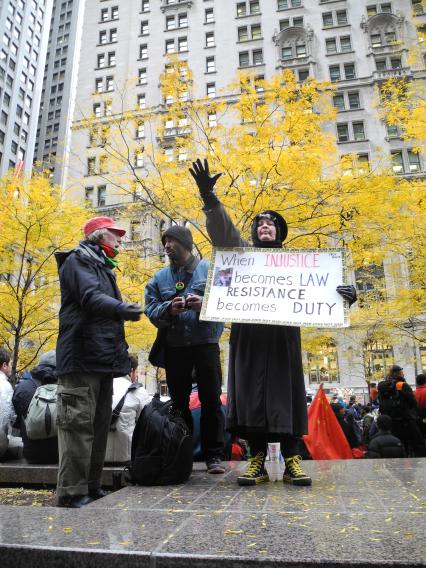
[373,67,412,80]
[161,0,193,12]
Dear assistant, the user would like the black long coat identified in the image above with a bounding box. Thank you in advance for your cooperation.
[205,203,308,437]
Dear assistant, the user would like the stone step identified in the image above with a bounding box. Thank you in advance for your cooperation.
[0,459,124,488]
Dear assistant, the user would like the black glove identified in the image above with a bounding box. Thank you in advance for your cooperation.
[336,285,357,307]
[120,302,143,321]
[189,158,221,208]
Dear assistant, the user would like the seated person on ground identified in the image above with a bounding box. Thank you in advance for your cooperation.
[105,355,151,465]
[366,414,405,459]
[0,348,16,460]
[12,350,59,464]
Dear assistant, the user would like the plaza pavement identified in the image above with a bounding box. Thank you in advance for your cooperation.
[0,458,425,568]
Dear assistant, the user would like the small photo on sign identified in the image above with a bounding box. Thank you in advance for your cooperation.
[213,267,233,287]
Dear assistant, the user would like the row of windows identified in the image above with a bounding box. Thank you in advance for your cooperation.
[93,93,146,117]
[243,0,393,18]
[0,124,28,145]
[119,20,407,81]
[322,10,349,28]
[84,147,422,189]
[340,149,424,175]
[130,40,400,74]
[7,0,45,20]
[1,37,39,63]
[85,102,423,176]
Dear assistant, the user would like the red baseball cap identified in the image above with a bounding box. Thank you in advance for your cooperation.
[83,216,126,238]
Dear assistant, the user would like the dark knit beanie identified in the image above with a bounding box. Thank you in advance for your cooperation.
[251,210,288,244]
[161,225,194,251]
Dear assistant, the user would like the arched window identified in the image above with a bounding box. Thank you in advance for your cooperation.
[419,343,426,372]
[308,340,339,384]
[274,24,314,69]
[361,12,404,52]
[363,339,393,382]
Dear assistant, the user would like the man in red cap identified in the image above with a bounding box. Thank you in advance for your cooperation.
[55,216,142,507]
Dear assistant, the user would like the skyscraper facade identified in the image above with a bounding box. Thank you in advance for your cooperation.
[34,0,85,186]
[0,0,53,176]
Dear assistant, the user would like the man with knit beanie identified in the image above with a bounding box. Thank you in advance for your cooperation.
[55,216,142,507]
[145,224,226,474]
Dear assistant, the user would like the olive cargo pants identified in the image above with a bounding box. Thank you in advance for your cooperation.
[56,373,113,497]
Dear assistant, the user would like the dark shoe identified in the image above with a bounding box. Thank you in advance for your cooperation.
[88,488,108,500]
[206,457,225,474]
[237,452,269,486]
[57,494,94,508]
[283,455,312,486]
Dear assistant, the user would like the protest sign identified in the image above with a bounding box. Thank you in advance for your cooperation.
[200,247,349,328]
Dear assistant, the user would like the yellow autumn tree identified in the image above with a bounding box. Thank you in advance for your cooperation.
[76,60,425,361]
[0,171,89,381]
[115,243,162,356]
[379,78,426,154]
[379,1,426,153]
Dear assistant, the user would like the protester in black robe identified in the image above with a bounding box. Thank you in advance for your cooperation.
[190,159,356,487]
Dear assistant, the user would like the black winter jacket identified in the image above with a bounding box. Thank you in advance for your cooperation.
[55,241,131,377]
[366,431,406,459]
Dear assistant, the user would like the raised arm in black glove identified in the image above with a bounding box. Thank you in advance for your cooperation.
[189,158,222,208]
[336,285,357,307]
[119,302,143,321]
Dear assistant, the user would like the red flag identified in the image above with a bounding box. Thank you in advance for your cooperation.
[303,384,352,460]
[13,160,24,181]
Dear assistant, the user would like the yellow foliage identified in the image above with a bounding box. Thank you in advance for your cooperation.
[379,78,426,153]
[0,171,88,380]
[78,62,425,354]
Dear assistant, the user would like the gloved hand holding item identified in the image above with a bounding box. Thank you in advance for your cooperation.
[189,158,221,208]
[120,302,143,321]
[336,285,357,306]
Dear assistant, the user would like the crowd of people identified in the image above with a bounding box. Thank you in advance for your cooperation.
[0,158,425,507]
[328,366,426,458]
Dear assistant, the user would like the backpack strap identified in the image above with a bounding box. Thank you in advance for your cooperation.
[110,383,141,426]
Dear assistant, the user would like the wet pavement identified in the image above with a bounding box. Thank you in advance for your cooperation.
[0,459,425,567]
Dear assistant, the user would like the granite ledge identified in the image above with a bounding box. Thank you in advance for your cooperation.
[1,546,424,568]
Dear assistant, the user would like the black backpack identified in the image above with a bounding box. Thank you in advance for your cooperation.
[378,379,402,418]
[126,394,193,485]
